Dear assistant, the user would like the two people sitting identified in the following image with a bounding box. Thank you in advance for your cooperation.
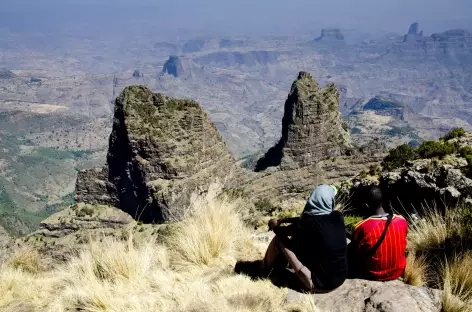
[255,184,408,293]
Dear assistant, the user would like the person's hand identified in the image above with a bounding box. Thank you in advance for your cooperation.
[268,219,280,231]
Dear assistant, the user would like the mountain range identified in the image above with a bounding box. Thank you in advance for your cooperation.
[0,22,471,234]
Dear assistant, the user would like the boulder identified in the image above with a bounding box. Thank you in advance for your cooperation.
[132,69,143,78]
[255,72,352,171]
[75,86,238,223]
[287,279,442,312]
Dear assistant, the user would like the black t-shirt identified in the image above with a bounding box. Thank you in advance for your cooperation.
[295,211,348,290]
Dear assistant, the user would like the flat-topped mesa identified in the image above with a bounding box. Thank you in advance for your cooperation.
[315,28,345,41]
[76,86,237,223]
[255,72,352,171]
[161,55,200,78]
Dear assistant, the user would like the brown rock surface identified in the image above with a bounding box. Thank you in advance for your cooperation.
[76,86,238,223]
[255,72,352,171]
[287,279,441,312]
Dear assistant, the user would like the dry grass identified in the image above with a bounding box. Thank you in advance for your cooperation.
[0,183,316,312]
[406,205,472,311]
[442,254,472,312]
[403,253,428,287]
[165,183,257,270]
[6,246,48,275]
[407,207,449,256]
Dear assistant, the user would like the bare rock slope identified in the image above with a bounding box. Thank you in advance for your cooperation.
[256,72,352,171]
[76,86,238,223]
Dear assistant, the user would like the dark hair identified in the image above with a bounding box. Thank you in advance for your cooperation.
[366,185,383,210]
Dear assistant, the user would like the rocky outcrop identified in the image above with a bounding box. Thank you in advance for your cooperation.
[25,203,135,261]
[287,279,441,312]
[195,51,279,67]
[255,72,352,171]
[0,68,15,79]
[403,22,424,42]
[408,22,420,35]
[344,154,472,214]
[161,55,201,78]
[379,164,472,212]
[132,69,143,78]
[75,86,237,223]
[315,29,345,41]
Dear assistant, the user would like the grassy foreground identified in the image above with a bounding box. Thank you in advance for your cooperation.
[404,205,472,312]
[0,185,316,312]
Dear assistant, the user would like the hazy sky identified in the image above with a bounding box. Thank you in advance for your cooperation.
[1,0,471,38]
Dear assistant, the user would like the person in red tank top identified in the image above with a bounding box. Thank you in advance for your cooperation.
[348,186,408,281]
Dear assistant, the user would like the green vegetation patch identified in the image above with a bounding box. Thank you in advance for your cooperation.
[381,130,467,171]
[382,144,418,171]
[417,141,458,159]
[441,127,466,141]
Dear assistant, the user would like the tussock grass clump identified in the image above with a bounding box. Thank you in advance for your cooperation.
[165,183,258,269]
[0,183,315,312]
[406,204,472,310]
[7,247,48,274]
[403,253,428,287]
[407,205,472,260]
[442,254,472,312]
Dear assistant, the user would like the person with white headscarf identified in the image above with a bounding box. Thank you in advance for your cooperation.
[261,184,348,292]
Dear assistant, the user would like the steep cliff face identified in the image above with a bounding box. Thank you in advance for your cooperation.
[408,22,420,35]
[403,22,423,42]
[76,86,237,223]
[255,72,352,171]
